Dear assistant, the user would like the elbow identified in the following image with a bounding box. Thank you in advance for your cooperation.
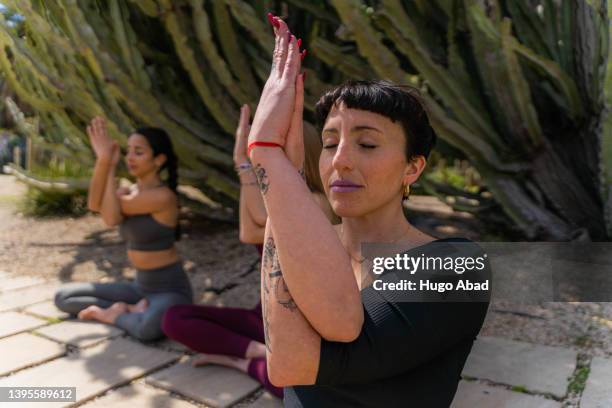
[239,226,265,244]
[87,198,100,213]
[238,229,255,244]
[267,364,290,388]
[267,355,304,388]
[319,322,362,343]
[319,305,364,343]
[101,214,122,227]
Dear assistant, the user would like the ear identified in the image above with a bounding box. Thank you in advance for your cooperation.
[402,155,427,186]
[154,153,167,168]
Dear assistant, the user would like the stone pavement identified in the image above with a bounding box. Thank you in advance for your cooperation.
[0,272,609,407]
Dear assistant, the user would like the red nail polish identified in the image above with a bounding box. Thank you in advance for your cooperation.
[287,32,292,42]
[297,38,302,48]
[267,13,275,27]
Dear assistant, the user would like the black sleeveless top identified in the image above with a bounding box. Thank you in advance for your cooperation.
[119,214,176,251]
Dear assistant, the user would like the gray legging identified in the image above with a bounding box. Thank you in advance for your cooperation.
[54,261,193,342]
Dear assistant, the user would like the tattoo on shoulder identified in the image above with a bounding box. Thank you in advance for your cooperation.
[253,164,269,195]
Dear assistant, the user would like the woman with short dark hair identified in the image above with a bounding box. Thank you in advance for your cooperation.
[247,14,490,407]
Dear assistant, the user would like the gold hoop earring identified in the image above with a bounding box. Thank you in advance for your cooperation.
[403,184,410,200]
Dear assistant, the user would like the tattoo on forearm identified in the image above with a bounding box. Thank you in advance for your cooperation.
[261,235,297,352]
[275,276,298,310]
[262,302,272,352]
[253,164,269,195]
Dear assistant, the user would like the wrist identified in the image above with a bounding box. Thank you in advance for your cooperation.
[249,144,285,164]
[97,156,112,166]
[248,141,283,160]
[233,154,248,165]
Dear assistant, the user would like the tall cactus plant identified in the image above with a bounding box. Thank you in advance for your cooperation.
[0,0,280,203]
[325,0,609,240]
[0,0,609,240]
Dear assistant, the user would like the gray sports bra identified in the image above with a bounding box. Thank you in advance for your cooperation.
[119,214,176,251]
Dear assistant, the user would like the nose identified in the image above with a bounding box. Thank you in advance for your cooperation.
[331,140,354,172]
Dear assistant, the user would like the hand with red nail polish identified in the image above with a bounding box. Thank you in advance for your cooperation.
[248,16,302,153]
[285,70,306,170]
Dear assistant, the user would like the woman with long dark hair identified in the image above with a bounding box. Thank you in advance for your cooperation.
[54,117,192,342]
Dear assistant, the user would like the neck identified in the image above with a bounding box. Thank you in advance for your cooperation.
[340,200,412,255]
[137,172,162,190]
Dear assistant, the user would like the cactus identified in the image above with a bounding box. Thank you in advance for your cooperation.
[0,0,608,240]
[326,0,609,240]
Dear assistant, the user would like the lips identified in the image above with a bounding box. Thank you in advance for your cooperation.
[330,179,363,192]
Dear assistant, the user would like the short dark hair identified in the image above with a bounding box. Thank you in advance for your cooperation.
[314,80,437,160]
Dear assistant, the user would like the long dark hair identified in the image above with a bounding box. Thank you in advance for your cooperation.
[135,127,181,240]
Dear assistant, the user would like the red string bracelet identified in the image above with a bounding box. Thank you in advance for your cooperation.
[248,141,283,159]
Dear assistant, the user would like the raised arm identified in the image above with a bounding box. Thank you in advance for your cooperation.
[99,160,123,227]
[234,104,267,243]
[261,218,321,386]
[250,16,362,343]
[87,117,117,212]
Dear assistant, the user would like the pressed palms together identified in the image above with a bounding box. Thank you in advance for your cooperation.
[78,117,149,324]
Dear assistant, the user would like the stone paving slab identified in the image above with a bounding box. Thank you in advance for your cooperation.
[462,336,576,398]
[0,311,48,338]
[83,383,197,408]
[152,338,192,354]
[580,356,612,408]
[248,391,283,408]
[146,357,260,408]
[23,301,70,320]
[451,381,561,408]
[0,272,46,292]
[35,320,123,348]
[0,337,180,407]
[0,284,57,312]
[0,332,65,377]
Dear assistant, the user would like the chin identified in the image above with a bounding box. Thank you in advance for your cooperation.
[331,201,367,218]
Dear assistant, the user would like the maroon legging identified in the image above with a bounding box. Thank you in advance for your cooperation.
[161,245,282,398]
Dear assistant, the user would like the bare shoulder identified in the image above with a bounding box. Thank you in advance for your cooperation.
[121,185,177,207]
[151,186,178,205]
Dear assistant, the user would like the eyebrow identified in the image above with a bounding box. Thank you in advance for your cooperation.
[322,125,382,134]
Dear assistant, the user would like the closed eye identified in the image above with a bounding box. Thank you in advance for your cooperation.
[323,144,338,149]
[360,144,377,149]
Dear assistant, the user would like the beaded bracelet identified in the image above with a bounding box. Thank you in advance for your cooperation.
[234,162,253,175]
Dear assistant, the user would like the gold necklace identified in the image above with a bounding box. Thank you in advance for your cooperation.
[342,225,412,264]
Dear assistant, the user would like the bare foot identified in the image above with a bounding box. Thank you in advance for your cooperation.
[77,302,128,324]
[191,353,250,373]
[127,298,148,313]
[244,341,267,359]
[78,305,102,321]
